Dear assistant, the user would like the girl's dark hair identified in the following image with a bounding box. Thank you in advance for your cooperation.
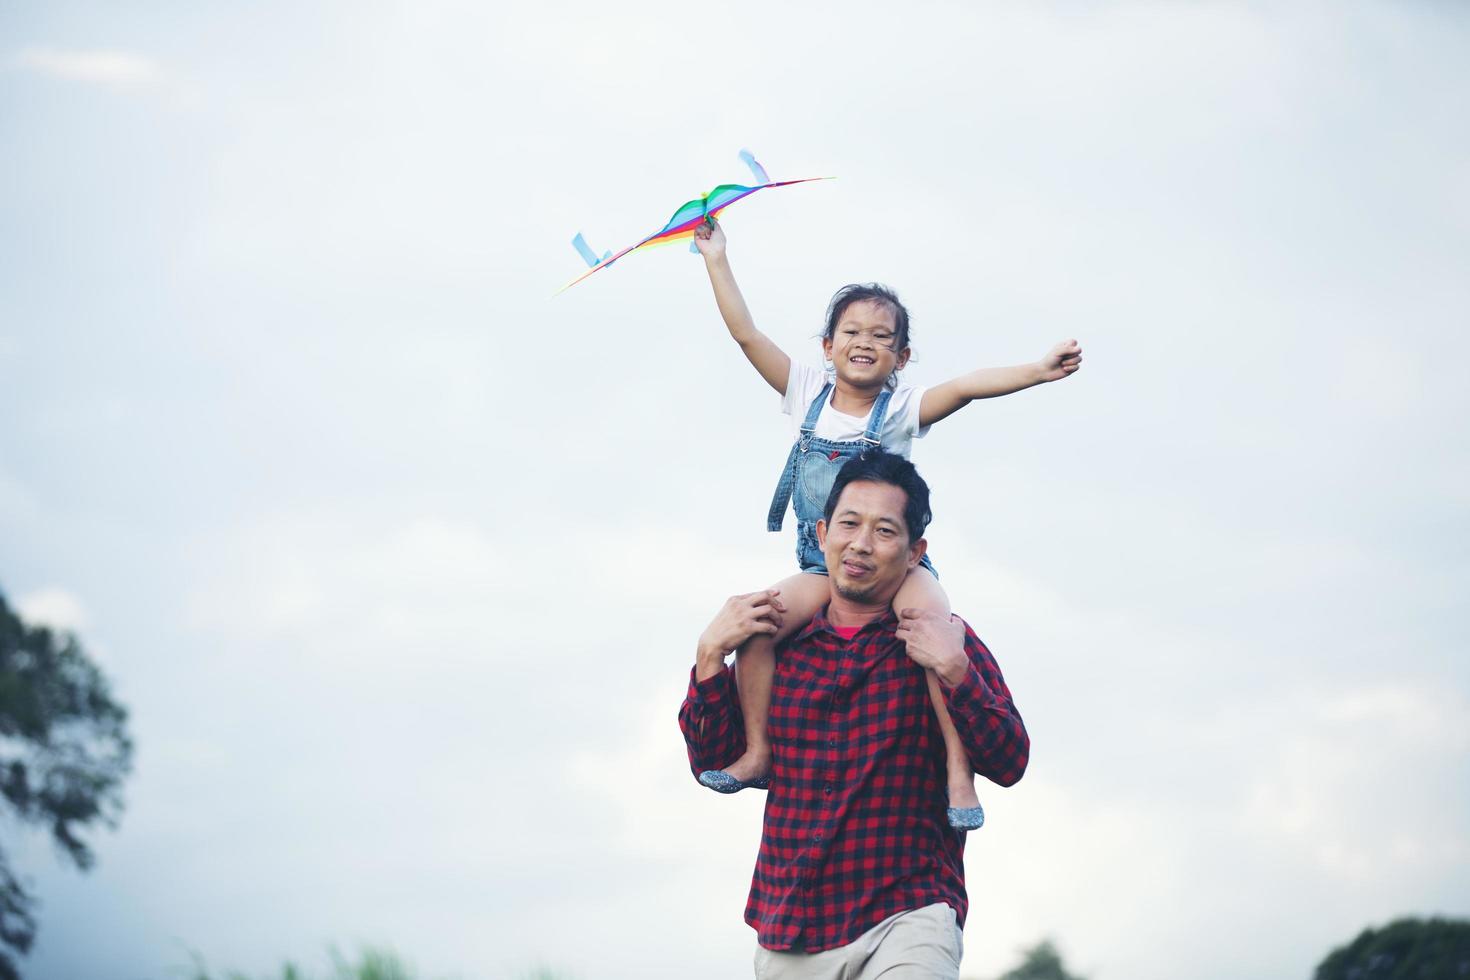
[822,283,913,389]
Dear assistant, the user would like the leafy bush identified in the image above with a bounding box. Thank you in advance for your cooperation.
[181,947,575,980]
[1314,917,1470,980]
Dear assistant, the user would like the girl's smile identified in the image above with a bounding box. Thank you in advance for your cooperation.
[823,299,911,389]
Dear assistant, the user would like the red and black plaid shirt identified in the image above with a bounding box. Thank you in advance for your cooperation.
[679,608,1029,952]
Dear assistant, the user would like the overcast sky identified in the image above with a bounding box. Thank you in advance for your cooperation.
[2,2,1468,979]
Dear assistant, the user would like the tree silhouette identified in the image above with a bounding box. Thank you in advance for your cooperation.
[1314,917,1470,980]
[993,939,1087,980]
[0,590,133,980]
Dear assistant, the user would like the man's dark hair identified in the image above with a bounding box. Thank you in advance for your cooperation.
[822,451,933,543]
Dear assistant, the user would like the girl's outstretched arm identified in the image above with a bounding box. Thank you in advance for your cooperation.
[918,339,1082,427]
[694,218,791,395]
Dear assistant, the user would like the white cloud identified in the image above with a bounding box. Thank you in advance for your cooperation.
[180,507,789,651]
[1315,685,1470,749]
[13,45,163,86]
[182,514,517,641]
[1235,683,1470,882]
[14,586,90,633]
[9,45,201,108]
[1330,337,1427,424]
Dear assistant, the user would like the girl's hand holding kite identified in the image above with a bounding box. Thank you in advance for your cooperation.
[692,217,726,260]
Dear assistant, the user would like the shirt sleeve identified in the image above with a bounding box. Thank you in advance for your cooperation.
[678,663,748,779]
[886,381,932,440]
[781,361,828,418]
[940,621,1030,787]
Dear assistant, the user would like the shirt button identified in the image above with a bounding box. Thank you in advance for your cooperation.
[824,784,833,795]
[814,831,823,841]
[828,738,837,747]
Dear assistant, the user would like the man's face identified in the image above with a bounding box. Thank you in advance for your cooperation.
[817,480,926,607]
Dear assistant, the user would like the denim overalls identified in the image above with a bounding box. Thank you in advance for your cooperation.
[767,382,936,575]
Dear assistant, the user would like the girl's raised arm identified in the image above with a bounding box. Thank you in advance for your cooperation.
[919,339,1082,427]
[695,219,791,396]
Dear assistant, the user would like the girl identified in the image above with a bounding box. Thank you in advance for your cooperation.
[692,217,1081,829]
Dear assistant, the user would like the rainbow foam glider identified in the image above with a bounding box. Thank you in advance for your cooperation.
[560,150,831,292]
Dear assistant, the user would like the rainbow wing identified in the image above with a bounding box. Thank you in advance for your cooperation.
[560,163,831,292]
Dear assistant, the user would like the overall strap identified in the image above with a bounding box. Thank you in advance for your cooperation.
[799,382,832,446]
[861,388,894,446]
[767,382,834,531]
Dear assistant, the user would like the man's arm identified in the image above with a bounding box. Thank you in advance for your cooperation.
[896,609,1030,786]
[917,339,1082,427]
[679,662,746,777]
[678,591,786,779]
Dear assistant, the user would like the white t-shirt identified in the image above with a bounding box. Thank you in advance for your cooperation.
[780,361,930,459]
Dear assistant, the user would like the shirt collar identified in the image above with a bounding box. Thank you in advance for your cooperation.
[795,605,900,644]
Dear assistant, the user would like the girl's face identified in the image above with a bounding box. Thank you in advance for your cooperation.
[823,299,911,387]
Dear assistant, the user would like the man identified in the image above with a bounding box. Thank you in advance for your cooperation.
[679,451,1030,979]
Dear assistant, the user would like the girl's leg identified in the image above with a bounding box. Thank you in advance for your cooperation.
[894,567,983,817]
[712,571,832,786]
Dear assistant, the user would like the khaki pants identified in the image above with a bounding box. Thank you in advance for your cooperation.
[752,903,964,979]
